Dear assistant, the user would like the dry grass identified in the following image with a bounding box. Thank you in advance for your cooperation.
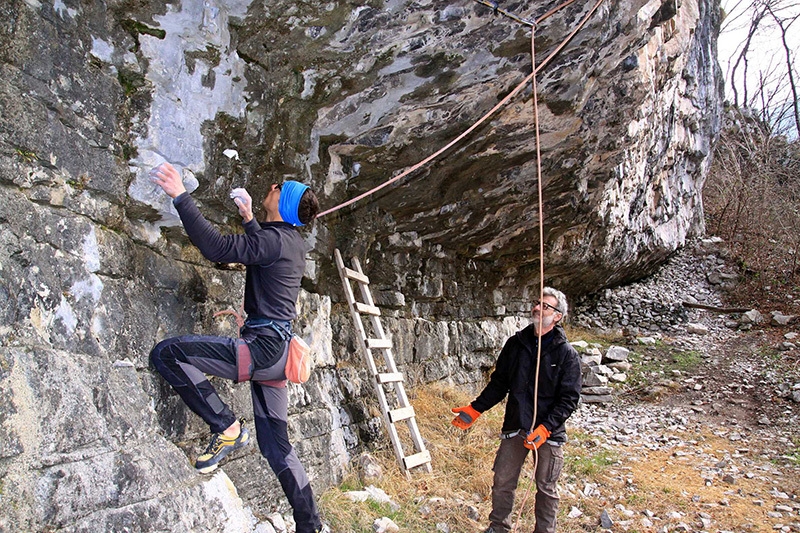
[595,432,800,532]
[319,384,616,532]
[320,383,525,532]
[525,428,799,532]
[319,382,800,532]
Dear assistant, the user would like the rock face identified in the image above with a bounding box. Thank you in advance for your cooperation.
[308,0,723,305]
[0,0,722,530]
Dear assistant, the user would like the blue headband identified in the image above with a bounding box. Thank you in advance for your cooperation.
[278,181,310,226]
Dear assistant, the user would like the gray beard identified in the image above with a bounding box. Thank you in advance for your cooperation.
[532,314,555,333]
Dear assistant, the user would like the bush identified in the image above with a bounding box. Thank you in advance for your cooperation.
[703,107,800,307]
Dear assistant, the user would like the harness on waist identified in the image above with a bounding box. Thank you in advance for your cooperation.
[244,317,292,341]
[236,318,311,387]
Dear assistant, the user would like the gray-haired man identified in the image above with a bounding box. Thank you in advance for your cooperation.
[451,287,582,533]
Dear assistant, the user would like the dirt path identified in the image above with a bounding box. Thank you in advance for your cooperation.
[564,325,800,532]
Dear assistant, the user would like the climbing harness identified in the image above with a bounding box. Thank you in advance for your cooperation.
[316,0,607,219]
[244,316,293,341]
[214,308,312,386]
[500,429,524,440]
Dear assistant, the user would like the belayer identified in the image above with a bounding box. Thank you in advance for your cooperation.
[451,287,582,533]
[148,162,327,533]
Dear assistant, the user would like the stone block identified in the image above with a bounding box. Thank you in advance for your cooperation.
[604,345,630,362]
[581,386,613,395]
[596,364,614,376]
[581,394,613,403]
[582,369,609,387]
[373,290,406,309]
[571,340,589,351]
[582,353,602,367]
[687,323,709,334]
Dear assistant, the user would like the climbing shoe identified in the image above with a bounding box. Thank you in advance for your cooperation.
[195,419,251,474]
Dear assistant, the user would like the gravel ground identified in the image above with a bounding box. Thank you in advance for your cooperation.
[560,243,800,532]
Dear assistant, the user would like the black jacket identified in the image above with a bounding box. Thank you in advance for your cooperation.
[173,192,306,322]
[471,324,582,442]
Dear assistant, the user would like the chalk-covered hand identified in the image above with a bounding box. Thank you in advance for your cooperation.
[230,188,253,222]
[149,162,186,199]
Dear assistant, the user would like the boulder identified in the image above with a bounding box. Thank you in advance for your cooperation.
[741,310,765,325]
[608,361,632,372]
[604,346,631,363]
[771,311,797,326]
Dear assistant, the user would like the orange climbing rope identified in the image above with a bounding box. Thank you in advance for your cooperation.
[512,22,547,533]
[316,0,607,219]
[511,2,609,528]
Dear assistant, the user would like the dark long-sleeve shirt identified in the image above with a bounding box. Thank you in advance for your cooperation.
[173,192,306,321]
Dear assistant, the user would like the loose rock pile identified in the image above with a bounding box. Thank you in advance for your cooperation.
[569,238,800,405]
[574,341,632,403]
[572,238,733,334]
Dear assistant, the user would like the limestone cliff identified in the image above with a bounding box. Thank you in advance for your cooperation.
[0,0,721,530]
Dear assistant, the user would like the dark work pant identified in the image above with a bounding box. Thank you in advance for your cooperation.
[487,436,564,533]
[150,333,321,533]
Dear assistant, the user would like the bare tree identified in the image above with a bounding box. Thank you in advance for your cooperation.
[765,5,800,134]
[720,0,800,138]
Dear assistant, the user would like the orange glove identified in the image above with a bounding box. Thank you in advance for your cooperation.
[451,405,481,430]
[523,425,551,450]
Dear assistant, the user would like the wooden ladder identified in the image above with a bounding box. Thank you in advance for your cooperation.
[334,249,432,477]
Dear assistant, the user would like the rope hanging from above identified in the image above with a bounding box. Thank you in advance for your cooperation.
[512,21,547,533]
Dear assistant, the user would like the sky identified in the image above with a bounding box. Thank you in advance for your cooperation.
[716,0,799,136]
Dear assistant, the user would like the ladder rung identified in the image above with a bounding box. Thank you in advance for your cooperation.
[366,338,392,350]
[377,372,404,384]
[403,450,431,470]
[388,406,415,423]
[355,302,381,316]
[343,267,369,284]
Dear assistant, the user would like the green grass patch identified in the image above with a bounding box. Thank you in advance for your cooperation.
[15,148,37,163]
[671,349,703,371]
[785,450,800,466]
[565,447,618,477]
[563,430,619,478]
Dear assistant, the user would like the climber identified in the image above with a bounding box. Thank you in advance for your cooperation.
[451,287,582,533]
[148,162,327,533]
